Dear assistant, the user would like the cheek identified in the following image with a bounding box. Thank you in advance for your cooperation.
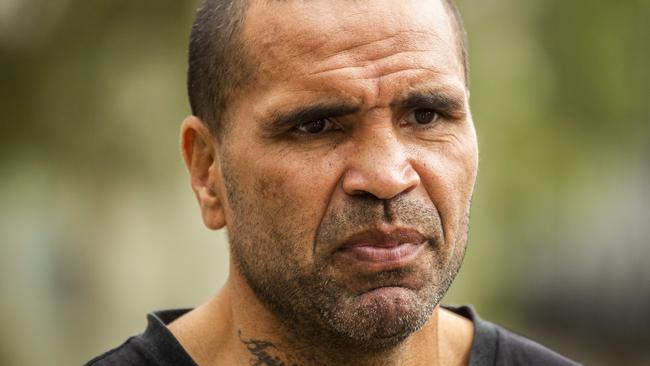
[414,138,478,240]
[245,157,340,259]
[253,159,332,207]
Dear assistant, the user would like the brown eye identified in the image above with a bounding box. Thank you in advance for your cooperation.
[296,119,331,134]
[412,109,439,125]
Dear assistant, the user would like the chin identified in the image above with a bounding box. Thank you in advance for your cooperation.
[321,285,436,350]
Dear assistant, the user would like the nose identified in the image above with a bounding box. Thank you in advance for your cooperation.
[342,129,420,200]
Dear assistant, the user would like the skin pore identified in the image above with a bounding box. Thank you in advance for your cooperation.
[172,0,478,365]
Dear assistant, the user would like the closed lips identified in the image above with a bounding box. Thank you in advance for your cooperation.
[337,227,427,264]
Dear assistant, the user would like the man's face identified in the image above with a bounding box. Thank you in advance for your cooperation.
[217,0,478,348]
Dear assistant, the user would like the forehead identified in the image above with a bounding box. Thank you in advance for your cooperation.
[238,0,464,112]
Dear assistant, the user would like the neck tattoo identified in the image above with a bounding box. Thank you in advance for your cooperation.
[238,330,302,366]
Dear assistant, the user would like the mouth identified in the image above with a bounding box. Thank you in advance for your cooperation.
[335,226,428,271]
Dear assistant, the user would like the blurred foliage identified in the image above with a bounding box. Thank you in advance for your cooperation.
[0,0,648,365]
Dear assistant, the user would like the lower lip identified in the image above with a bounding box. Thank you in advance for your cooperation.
[338,242,425,265]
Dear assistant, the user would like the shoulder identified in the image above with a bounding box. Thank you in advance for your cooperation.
[492,325,581,366]
[84,336,154,366]
[84,309,197,366]
[443,305,582,366]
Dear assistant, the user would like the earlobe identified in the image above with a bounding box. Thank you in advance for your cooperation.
[180,116,227,230]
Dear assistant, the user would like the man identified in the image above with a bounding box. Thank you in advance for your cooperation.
[86,0,580,365]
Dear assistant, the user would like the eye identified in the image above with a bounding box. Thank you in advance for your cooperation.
[295,119,336,134]
[405,109,441,126]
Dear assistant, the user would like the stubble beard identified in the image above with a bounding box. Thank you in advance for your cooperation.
[224,169,469,351]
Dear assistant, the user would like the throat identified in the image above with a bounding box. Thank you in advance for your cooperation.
[235,313,442,366]
[238,331,303,366]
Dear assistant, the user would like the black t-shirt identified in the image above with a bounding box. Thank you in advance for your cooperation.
[84,306,581,366]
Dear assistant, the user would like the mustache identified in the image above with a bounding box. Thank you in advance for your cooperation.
[315,195,444,253]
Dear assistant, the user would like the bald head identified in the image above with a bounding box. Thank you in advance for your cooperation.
[187,0,468,136]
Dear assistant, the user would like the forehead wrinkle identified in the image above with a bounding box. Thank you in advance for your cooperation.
[241,0,465,116]
[310,31,460,91]
[307,50,451,80]
[297,31,451,81]
[243,0,459,74]
[318,28,445,64]
[305,66,457,110]
[252,63,463,120]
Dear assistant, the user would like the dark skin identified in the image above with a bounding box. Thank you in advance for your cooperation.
[239,332,297,366]
[172,0,477,365]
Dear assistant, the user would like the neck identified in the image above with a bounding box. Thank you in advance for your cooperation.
[170,271,473,366]
[234,277,443,366]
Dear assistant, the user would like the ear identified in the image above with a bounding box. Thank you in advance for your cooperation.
[180,116,226,230]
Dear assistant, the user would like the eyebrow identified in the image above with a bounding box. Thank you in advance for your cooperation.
[260,89,466,137]
[262,103,360,137]
[393,89,466,116]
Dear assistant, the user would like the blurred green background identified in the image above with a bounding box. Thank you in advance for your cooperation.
[1,0,648,365]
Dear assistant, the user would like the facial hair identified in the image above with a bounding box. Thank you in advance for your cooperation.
[224,166,469,350]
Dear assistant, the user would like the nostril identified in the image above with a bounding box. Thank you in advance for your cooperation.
[350,190,380,200]
[401,183,417,195]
